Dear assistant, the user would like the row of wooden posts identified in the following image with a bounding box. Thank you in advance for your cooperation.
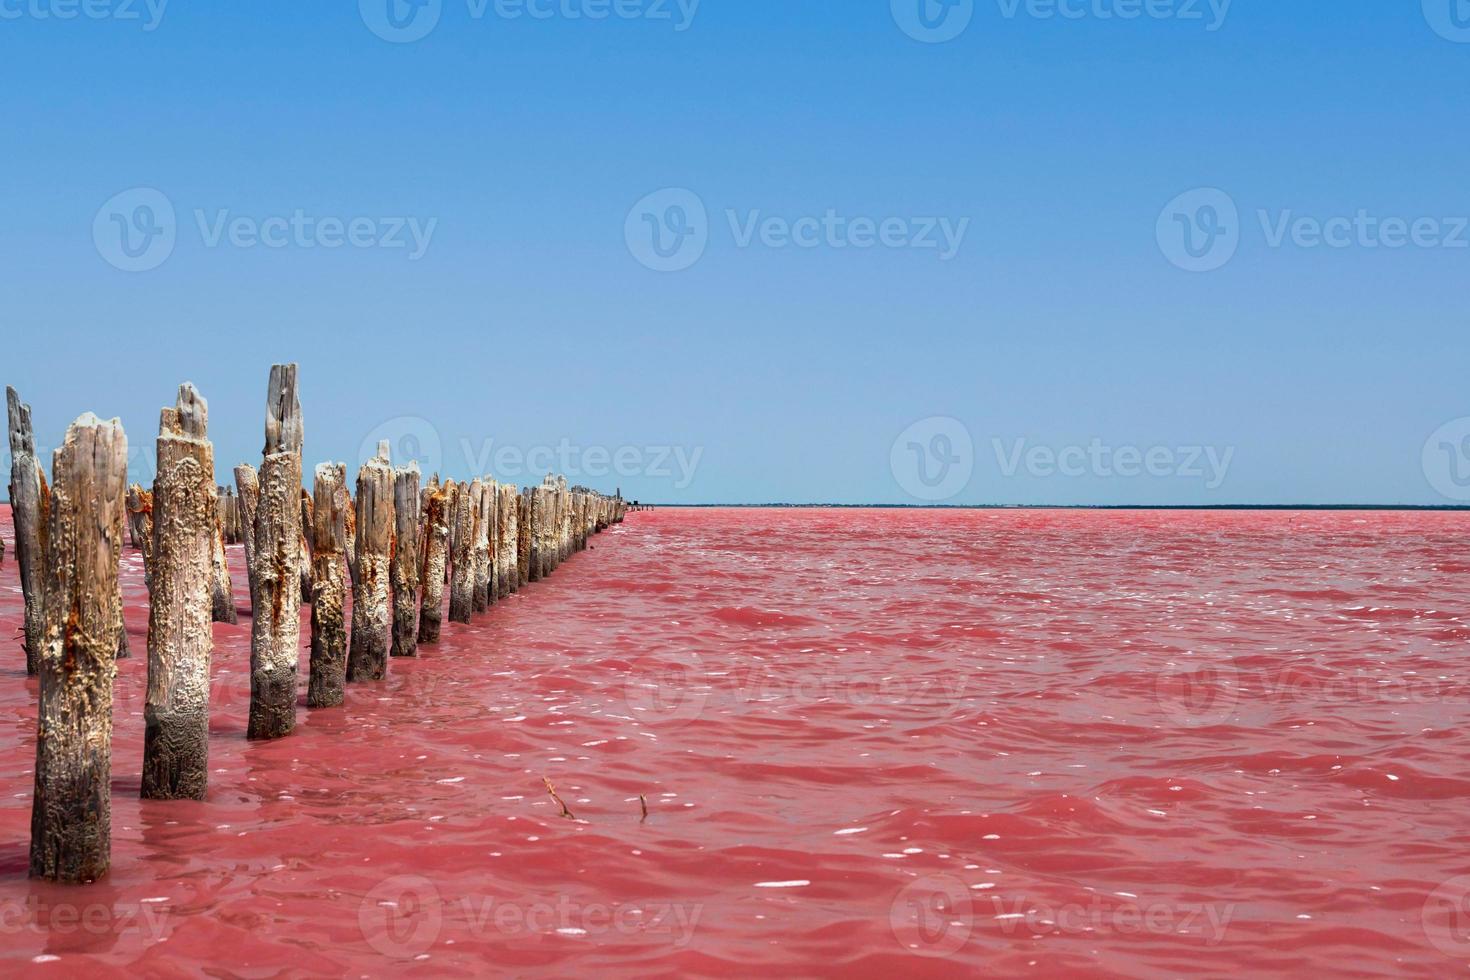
[6,365,628,884]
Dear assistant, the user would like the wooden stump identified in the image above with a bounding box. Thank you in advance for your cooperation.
[517,489,533,585]
[308,463,348,707]
[233,465,260,579]
[472,479,493,613]
[448,479,475,623]
[416,481,451,645]
[348,443,394,682]
[7,387,48,676]
[245,365,303,741]
[210,508,237,624]
[30,413,127,882]
[497,483,518,596]
[391,463,421,658]
[126,484,154,590]
[142,384,215,801]
[299,488,314,605]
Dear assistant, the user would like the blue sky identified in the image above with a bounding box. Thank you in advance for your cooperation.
[1,1,1466,505]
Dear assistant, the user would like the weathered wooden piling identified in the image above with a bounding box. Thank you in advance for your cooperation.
[416,481,451,645]
[299,488,314,604]
[448,479,476,623]
[30,413,127,882]
[308,463,348,707]
[473,479,495,612]
[210,507,237,624]
[390,462,421,658]
[348,442,394,682]
[233,465,259,577]
[518,489,533,585]
[7,387,47,676]
[141,384,215,801]
[245,365,303,741]
[497,483,518,596]
[126,484,154,592]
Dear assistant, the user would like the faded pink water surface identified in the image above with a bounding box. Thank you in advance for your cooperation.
[1,506,1468,977]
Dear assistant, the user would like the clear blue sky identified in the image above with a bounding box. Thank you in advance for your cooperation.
[2,1,1466,505]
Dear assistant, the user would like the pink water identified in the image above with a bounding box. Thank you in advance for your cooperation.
[2,507,1469,977]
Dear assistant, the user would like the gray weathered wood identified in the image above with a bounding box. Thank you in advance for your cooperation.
[448,479,476,623]
[416,480,451,644]
[7,386,47,675]
[391,463,421,658]
[245,364,303,740]
[30,413,127,882]
[142,384,215,800]
[210,503,237,624]
[347,443,394,681]
[308,462,348,707]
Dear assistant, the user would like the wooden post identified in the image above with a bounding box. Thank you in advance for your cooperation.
[308,463,348,707]
[348,442,394,682]
[126,484,154,592]
[299,488,314,604]
[141,384,214,800]
[210,506,237,624]
[472,479,493,613]
[497,483,518,596]
[7,386,47,676]
[416,481,450,645]
[30,413,127,882]
[390,462,421,658]
[233,465,259,578]
[245,365,303,741]
[518,489,533,584]
[448,479,476,623]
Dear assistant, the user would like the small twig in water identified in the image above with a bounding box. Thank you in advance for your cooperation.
[639,794,648,822]
[543,777,575,819]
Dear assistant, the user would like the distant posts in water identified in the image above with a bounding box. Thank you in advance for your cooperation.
[391,462,422,658]
[7,386,47,677]
[245,364,303,741]
[31,413,128,883]
[141,384,216,802]
[417,481,451,645]
[308,463,349,707]
[348,442,394,682]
